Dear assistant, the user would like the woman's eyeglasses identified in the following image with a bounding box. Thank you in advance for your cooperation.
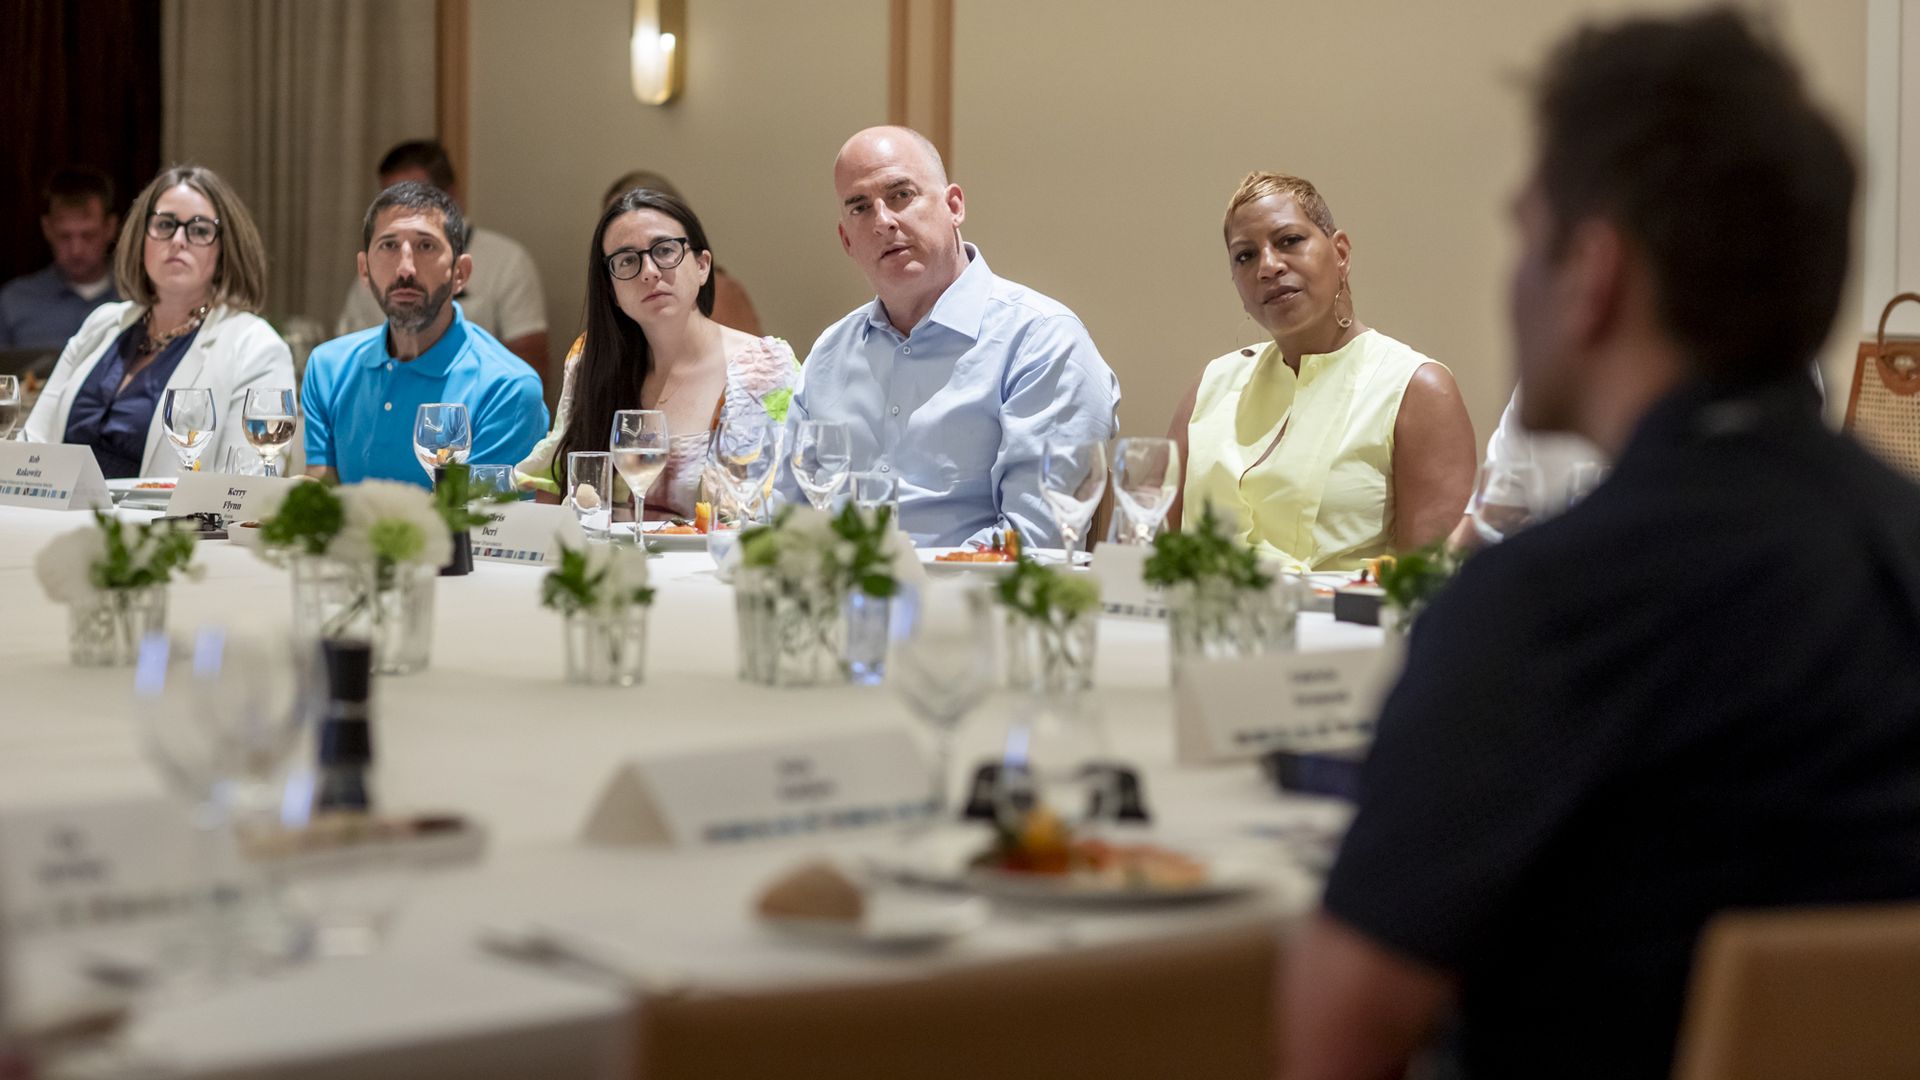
[605,237,691,280]
[147,213,221,246]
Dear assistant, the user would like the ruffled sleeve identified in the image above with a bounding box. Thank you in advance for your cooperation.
[514,334,584,494]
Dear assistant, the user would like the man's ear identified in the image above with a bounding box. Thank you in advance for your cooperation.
[1561,218,1628,351]
[356,251,371,285]
[452,251,474,294]
[946,183,965,229]
[838,222,853,257]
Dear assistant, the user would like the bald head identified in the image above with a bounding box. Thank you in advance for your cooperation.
[834,126,949,190]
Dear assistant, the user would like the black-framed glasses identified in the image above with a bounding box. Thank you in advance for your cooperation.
[147,213,221,246]
[605,237,691,280]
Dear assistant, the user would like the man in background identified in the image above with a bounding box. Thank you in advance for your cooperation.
[0,167,121,349]
[336,139,550,383]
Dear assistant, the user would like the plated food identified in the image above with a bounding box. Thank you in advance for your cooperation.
[964,807,1246,904]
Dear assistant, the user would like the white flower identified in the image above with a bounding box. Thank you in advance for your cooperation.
[329,480,452,568]
[35,526,106,604]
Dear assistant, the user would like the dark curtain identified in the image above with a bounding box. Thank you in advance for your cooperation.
[1,1,162,284]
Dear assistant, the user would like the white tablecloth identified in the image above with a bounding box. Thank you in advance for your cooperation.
[0,505,1376,1078]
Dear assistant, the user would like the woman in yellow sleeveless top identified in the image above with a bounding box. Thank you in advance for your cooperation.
[1167,172,1476,571]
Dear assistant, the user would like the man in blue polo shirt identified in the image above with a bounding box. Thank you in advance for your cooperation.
[0,167,122,350]
[303,181,546,487]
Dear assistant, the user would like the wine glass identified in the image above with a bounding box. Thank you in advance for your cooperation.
[889,582,998,830]
[0,374,20,440]
[1467,460,1547,546]
[163,387,217,473]
[242,388,297,477]
[850,470,899,514]
[468,464,514,497]
[610,409,669,544]
[567,451,614,540]
[413,402,471,484]
[1040,439,1109,557]
[1110,437,1179,545]
[998,698,1116,841]
[790,420,852,510]
[135,629,320,984]
[709,412,780,520]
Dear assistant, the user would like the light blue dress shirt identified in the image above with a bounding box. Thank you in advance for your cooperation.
[302,302,548,488]
[779,245,1120,548]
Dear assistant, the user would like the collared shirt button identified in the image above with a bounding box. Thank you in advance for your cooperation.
[901,346,911,355]
[890,405,900,416]
[386,362,394,371]
[383,402,392,412]
[879,464,891,473]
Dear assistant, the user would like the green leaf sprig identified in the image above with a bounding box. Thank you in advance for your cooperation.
[994,556,1100,625]
[1373,542,1461,620]
[259,480,345,556]
[1141,502,1272,592]
[540,546,655,617]
[432,462,522,533]
[737,503,900,597]
[91,511,197,590]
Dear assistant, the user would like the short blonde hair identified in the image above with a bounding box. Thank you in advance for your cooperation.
[1223,171,1337,240]
[115,165,269,314]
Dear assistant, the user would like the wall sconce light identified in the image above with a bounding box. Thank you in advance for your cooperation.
[631,0,686,106]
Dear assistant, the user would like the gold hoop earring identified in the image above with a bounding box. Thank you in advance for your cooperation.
[1335,278,1354,330]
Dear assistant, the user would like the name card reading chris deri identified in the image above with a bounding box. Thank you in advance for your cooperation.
[1174,644,1401,765]
[471,502,584,565]
[0,443,110,511]
[579,729,932,847]
[166,471,294,521]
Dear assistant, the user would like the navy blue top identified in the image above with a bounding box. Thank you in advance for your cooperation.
[63,323,200,479]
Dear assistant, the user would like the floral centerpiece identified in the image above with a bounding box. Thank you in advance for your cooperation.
[257,477,452,675]
[1143,502,1297,668]
[994,556,1102,695]
[541,543,655,686]
[733,503,905,686]
[1370,542,1461,632]
[36,512,199,666]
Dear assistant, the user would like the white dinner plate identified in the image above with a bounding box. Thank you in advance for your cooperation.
[611,522,709,552]
[759,892,989,951]
[108,478,177,508]
[961,857,1263,908]
[918,548,1091,574]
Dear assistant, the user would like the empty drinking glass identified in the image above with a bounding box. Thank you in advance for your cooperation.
[164,387,218,473]
[242,388,297,477]
[850,469,899,513]
[890,583,998,828]
[790,420,852,510]
[1110,437,1179,545]
[413,402,471,483]
[567,451,614,540]
[709,412,780,522]
[1040,439,1108,556]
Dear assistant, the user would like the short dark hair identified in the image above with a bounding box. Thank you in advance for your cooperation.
[362,180,470,257]
[43,166,115,215]
[1533,9,1855,385]
[377,139,457,191]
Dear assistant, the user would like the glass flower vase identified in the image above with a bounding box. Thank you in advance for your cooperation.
[1165,578,1298,674]
[1004,611,1098,696]
[291,557,437,676]
[66,586,168,666]
[734,569,846,688]
[561,604,650,687]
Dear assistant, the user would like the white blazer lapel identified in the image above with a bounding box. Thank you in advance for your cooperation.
[41,305,140,449]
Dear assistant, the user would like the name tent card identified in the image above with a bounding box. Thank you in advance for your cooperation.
[1173,644,1403,765]
[471,502,584,565]
[0,795,202,937]
[581,729,933,847]
[1091,543,1167,618]
[165,471,295,522]
[0,443,109,511]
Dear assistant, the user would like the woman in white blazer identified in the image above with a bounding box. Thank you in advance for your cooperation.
[24,165,294,479]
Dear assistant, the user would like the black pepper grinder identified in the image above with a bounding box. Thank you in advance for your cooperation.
[315,639,376,813]
[434,465,474,576]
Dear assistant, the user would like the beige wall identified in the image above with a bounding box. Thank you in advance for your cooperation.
[466,0,1869,439]
[465,0,889,378]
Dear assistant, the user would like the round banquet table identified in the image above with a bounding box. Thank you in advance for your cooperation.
[0,505,1376,1079]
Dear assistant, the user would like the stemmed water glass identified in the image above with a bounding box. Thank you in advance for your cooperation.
[610,409,669,543]
[889,582,998,830]
[850,470,899,514]
[1110,437,1179,545]
[413,402,471,484]
[242,388,297,477]
[0,374,20,440]
[707,413,780,566]
[163,387,217,473]
[790,420,852,510]
[1040,439,1109,558]
[1467,460,1547,546]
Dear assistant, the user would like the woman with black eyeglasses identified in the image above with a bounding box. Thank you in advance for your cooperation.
[516,188,797,518]
[24,165,294,478]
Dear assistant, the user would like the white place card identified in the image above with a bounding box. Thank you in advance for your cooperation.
[0,795,202,937]
[165,471,295,522]
[471,502,585,565]
[0,443,109,511]
[581,729,933,847]
[1091,542,1167,618]
[1174,644,1403,765]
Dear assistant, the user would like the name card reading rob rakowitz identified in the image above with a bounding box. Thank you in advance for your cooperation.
[471,502,583,565]
[0,794,202,936]
[580,729,932,847]
[0,442,110,511]
[166,471,294,521]
[1174,645,1401,765]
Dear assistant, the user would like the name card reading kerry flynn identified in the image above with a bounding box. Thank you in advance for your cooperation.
[581,729,933,847]
[471,502,584,565]
[0,794,203,937]
[165,471,295,522]
[1174,644,1403,765]
[0,443,109,511]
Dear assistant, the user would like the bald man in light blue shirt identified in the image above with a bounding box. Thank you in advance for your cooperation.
[780,126,1120,548]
